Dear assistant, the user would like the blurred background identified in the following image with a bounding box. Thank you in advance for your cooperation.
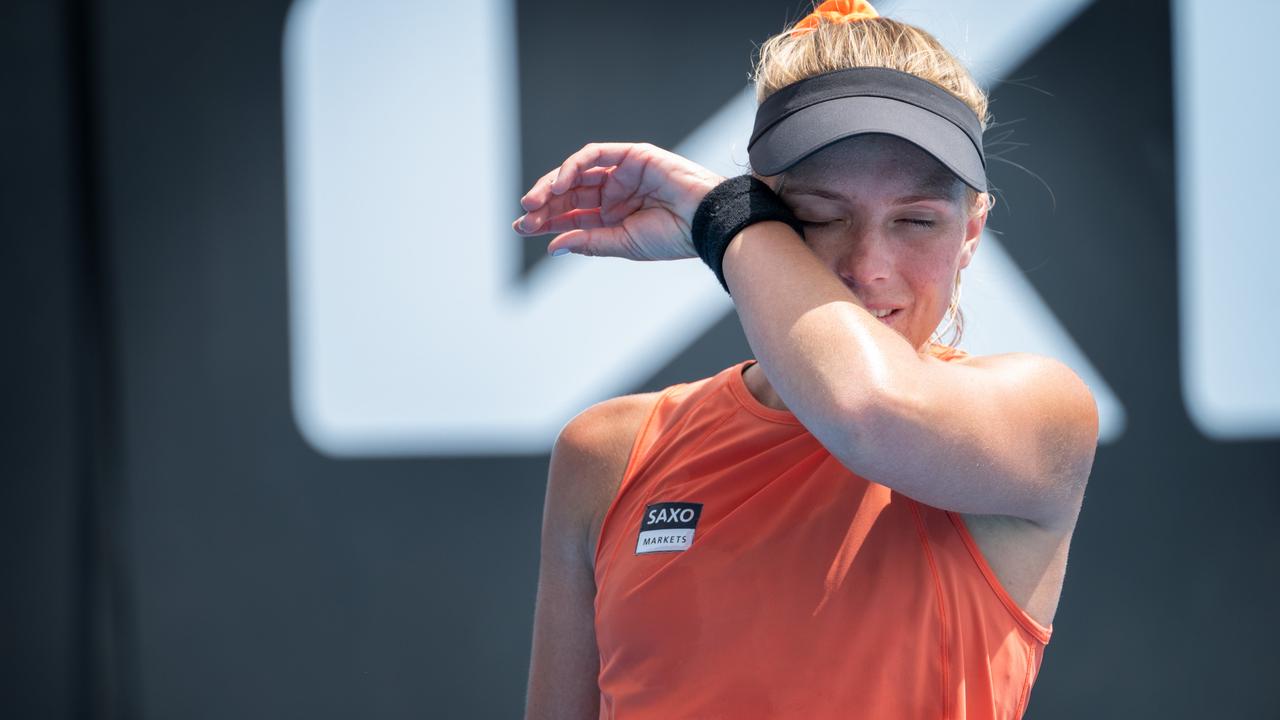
[3,0,1278,717]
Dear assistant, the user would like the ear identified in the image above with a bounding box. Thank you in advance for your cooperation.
[958,192,989,270]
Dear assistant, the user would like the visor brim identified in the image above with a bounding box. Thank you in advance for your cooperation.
[748,95,987,193]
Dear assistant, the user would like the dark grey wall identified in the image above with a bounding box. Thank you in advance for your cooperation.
[3,0,1278,718]
[2,3,81,717]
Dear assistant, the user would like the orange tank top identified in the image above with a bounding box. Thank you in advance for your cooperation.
[593,343,1053,719]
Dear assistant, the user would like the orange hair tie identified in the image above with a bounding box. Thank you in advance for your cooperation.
[789,0,880,37]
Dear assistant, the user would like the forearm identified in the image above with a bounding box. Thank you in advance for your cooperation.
[721,221,922,457]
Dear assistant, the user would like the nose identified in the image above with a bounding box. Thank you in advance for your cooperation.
[834,226,893,290]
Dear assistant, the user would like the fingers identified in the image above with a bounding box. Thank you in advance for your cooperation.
[514,208,604,237]
[521,142,645,212]
[520,165,611,213]
[514,186,603,233]
[519,167,561,211]
[513,143,652,254]
[545,225,632,258]
[515,164,616,234]
[546,228,594,256]
[551,143,645,197]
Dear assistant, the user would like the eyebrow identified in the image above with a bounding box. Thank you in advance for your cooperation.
[780,178,959,205]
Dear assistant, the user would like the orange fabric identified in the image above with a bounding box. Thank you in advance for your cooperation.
[790,0,880,37]
[593,342,1052,719]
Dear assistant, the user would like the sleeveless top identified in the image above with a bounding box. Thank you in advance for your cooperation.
[593,343,1053,719]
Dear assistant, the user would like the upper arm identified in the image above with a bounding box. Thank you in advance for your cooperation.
[846,352,1099,529]
[524,394,658,720]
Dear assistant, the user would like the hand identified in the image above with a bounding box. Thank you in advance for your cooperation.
[512,142,726,261]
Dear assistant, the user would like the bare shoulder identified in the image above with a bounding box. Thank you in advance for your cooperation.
[950,349,1090,394]
[527,392,663,720]
[952,350,1099,501]
[549,391,665,568]
[556,391,664,462]
[942,352,1098,627]
[953,350,1095,412]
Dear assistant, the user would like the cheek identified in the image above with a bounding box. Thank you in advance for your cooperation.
[898,244,954,280]
[911,232,963,271]
[800,229,848,259]
[903,256,959,309]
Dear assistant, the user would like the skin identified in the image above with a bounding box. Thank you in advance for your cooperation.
[517,135,1097,720]
[747,134,982,404]
[778,138,973,343]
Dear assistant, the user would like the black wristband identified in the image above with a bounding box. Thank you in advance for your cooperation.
[690,174,805,295]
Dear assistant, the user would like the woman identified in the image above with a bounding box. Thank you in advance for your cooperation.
[519,2,1099,718]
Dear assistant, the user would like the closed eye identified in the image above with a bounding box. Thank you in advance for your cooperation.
[800,218,935,229]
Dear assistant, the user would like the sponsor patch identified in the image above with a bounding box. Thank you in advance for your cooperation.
[635,501,703,554]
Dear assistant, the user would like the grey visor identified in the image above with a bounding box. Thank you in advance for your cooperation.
[748,66,987,193]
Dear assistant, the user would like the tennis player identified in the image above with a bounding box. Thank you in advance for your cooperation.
[519,2,1099,717]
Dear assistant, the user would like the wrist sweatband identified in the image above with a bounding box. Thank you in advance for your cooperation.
[690,175,805,296]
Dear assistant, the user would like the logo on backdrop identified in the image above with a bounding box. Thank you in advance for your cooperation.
[285,0,1280,456]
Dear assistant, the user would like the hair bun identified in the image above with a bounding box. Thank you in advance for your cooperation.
[790,0,880,37]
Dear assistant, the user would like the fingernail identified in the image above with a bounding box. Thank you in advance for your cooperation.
[551,247,571,257]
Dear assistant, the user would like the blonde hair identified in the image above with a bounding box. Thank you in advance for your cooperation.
[751,11,992,349]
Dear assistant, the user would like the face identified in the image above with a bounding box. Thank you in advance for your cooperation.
[762,134,988,351]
